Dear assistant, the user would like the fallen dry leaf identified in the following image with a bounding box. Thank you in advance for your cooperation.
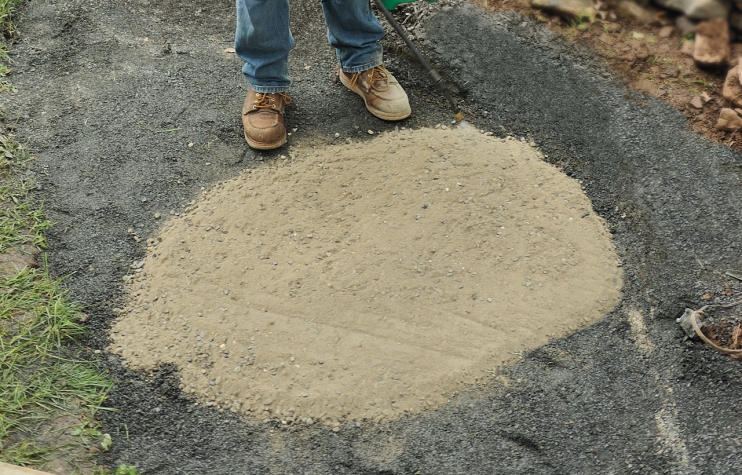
[731,324,742,348]
[702,292,713,300]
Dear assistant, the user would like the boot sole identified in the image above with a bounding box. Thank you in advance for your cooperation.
[340,75,411,121]
[244,131,287,150]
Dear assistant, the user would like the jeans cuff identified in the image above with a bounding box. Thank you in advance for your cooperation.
[249,83,291,94]
[341,58,383,74]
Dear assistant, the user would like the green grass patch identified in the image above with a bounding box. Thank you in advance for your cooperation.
[111,465,143,475]
[0,137,52,251]
[0,5,141,473]
[0,0,24,35]
[0,269,112,447]
[0,0,24,95]
[0,136,119,473]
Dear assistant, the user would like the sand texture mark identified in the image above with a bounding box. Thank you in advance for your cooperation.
[110,127,622,426]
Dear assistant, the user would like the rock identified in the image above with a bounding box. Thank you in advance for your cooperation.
[677,308,702,338]
[531,0,593,18]
[717,108,742,130]
[724,66,742,106]
[675,15,698,36]
[690,95,704,108]
[659,25,676,37]
[681,40,696,56]
[614,0,659,23]
[693,18,731,68]
[656,0,730,20]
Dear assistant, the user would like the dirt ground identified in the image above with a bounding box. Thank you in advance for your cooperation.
[4,0,742,474]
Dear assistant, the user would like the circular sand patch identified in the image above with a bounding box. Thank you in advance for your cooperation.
[110,127,622,426]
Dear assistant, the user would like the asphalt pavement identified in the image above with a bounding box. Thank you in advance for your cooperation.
[4,0,742,473]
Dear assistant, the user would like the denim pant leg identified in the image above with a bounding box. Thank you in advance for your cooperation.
[235,0,293,93]
[321,0,385,73]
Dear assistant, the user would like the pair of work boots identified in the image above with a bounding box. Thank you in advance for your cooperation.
[242,66,411,150]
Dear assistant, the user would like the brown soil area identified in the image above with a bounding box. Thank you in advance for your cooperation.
[110,126,622,426]
[471,0,741,150]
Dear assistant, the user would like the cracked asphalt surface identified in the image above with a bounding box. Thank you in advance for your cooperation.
[4,0,742,473]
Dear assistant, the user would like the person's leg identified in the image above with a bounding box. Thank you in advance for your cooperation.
[321,0,411,121]
[235,0,293,149]
[235,0,293,92]
[320,0,384,73]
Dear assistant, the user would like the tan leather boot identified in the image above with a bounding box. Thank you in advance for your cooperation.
[339,66,411,121]
[242,89,292,150]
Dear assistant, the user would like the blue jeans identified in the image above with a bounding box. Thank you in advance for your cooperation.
[235,0,385,93]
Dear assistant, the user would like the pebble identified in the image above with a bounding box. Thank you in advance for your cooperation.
[154,213,162,219]
[367,130,374,135]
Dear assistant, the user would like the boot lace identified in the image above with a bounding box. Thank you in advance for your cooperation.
[253,92,293,110]
[348,66,390,92]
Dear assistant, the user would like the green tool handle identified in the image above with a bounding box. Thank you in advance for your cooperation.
[372,0,445,91]
[381,0,435,11]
